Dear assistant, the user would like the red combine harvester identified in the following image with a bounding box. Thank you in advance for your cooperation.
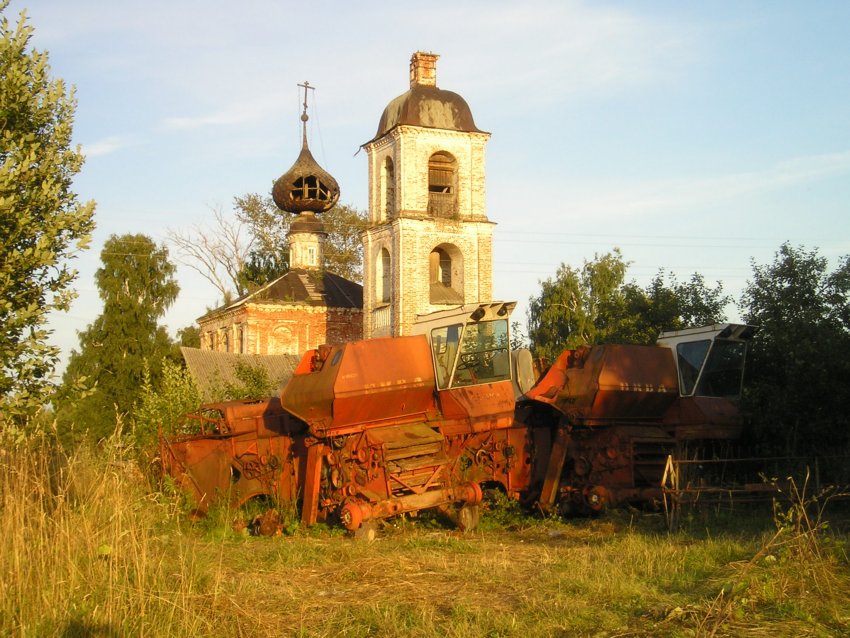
[161,302,531,537]
[160,304,754,535]
[521,323,755,515]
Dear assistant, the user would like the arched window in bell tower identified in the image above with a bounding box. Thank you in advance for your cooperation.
[429,243,464,304]
[428,152,457,218]
[381,157,395,221]
[376,247,391,304]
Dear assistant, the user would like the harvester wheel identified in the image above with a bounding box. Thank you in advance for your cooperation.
[457,504,480,533]
[584,486,610,514]
[353,519,378,542]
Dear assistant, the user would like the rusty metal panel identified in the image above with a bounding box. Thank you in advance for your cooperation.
[281,335,437,436]
[665,396,743,440]
[437,380,515,423]
[524,345,678,425]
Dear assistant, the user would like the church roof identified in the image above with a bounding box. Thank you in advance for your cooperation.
[201,268,363,320]
[180,347,300,401]
[366,85,485,144]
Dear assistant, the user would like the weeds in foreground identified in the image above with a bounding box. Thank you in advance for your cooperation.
[3,429,848,637]
[0,426,254,637]
[695,473,850,637]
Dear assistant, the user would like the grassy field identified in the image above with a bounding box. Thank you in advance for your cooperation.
[2,434,848,637]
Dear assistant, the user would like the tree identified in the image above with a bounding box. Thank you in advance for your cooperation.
[527,250,729,362]
[57,234,179,440]
[618,271,731,345]
[740,243,850,462]
[133,358,201,452]
[167,206,253,301]
[0,3,96,422]
[527,250,628,361]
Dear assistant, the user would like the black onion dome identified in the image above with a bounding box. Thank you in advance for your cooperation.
[368,85,485,143]
[272,143,340,215]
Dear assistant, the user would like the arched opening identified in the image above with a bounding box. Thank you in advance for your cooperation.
[376,247,391,304]
[429,243,464,304]
[381,157,395,221]
[428,152,457,218]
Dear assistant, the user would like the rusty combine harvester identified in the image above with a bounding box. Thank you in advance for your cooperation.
[161,304,754,535]
[521,323,756,514]
[162,302,532,537]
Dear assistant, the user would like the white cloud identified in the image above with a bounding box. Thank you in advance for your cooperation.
[496,149,850,223]
[82,135,137,158]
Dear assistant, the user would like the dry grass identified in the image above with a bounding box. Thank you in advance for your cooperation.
[2,431,848,637]
[0,429,260,637]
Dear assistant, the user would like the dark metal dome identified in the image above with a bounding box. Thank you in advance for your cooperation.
[273,81,340,215]
[369,85,483,143]
[272,143,340,215]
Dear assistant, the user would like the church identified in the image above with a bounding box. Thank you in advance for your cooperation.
[195,51,494,364]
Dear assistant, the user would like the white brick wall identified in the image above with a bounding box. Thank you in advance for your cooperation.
[362,124,494,338]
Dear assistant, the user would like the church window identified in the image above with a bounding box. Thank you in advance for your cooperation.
[375,247,391,304]
[438,250,450,285]
[272,325,298,355]
[428,152,457,217]
[382,157,395,221]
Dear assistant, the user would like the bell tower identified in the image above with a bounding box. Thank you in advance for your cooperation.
[361,52,494,338]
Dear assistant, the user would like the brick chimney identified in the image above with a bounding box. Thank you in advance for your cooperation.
[409,51,439,88]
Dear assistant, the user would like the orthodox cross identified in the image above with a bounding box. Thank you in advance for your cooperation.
[298,80,315,145]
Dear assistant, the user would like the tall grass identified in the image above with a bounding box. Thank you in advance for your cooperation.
[2,425,848,637]
[0,426,253,637]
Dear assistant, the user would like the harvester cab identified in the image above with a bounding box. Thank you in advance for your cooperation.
[657,323,757,400]
[412,302,515,388]
[412,301,536,397]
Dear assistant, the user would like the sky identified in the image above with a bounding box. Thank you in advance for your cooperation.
[10,0,850,370]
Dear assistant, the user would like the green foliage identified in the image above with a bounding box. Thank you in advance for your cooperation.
[527,250,629,361]
[133,358,201,450]
[176,324,200,348]
[57,234,179,441]
[0,3,96,423]
[234,193,367,285]
[321,202,369,283]
[509,320,528,350]
[218,361,275,400]
[237,249,288,293]
[527,249,728,361]
[740,242,850,460]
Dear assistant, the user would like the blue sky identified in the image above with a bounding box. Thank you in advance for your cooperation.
[12,0,850,367]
